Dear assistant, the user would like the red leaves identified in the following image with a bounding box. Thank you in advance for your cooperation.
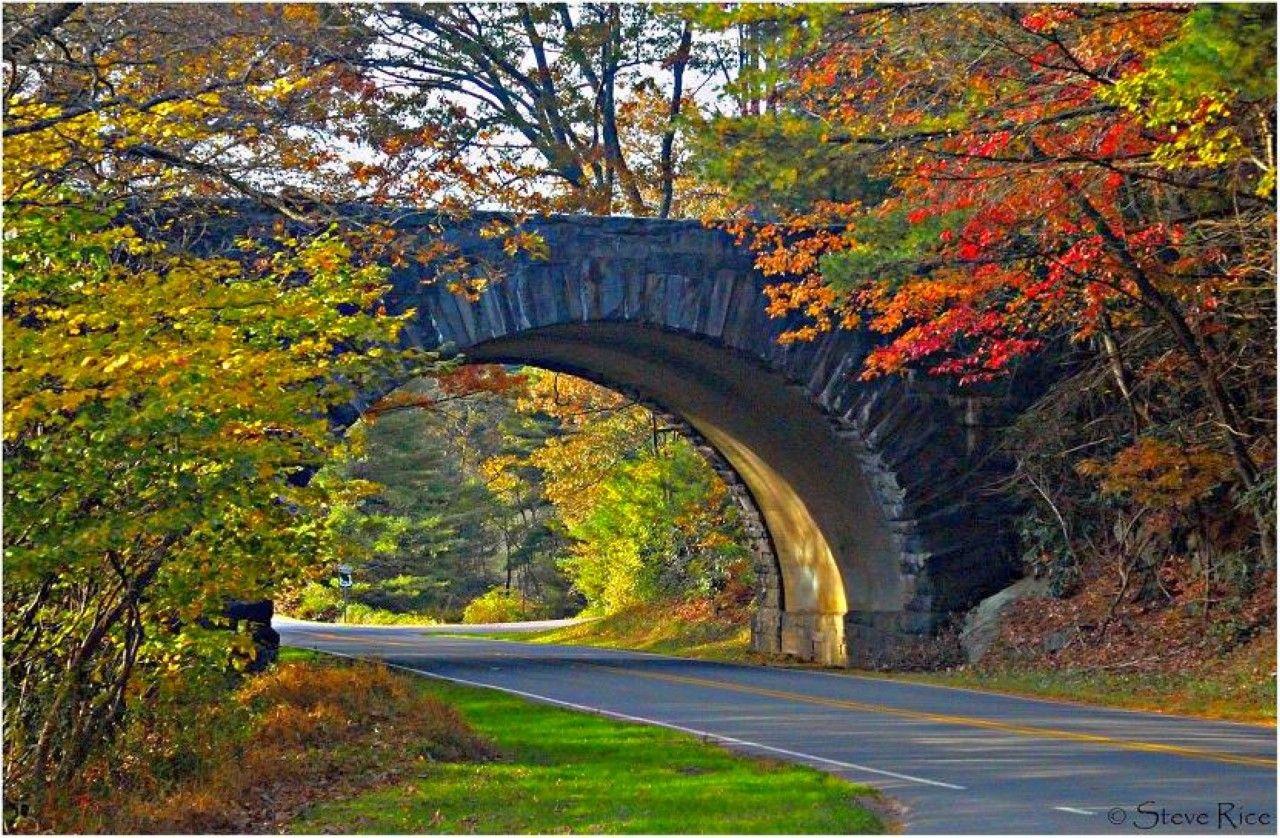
[965,130,1012,158]
[434,364,527,397]
[1020,7,1078,34]
[1096,121,1128,157]
[734,5,1236,388]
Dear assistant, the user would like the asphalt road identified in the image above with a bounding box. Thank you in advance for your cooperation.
[277,619,1277,834]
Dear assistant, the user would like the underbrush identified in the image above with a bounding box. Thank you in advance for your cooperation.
[282,580,441,624]
[902,628,1275,724]
[29,660,493,833]
[941,563,1277,723]
[462,586,548,624]
[339,602,442,625]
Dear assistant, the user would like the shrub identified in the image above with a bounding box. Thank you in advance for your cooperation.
[292,581,344,621]
[342,602,439,625]
[462,587,544,624]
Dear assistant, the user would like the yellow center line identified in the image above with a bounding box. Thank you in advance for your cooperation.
[584,664,1276,768]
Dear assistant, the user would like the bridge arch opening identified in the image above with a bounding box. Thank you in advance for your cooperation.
[463,322,909,667]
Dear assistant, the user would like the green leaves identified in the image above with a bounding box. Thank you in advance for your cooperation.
[1101,5,1275,190]
[818,207,970,293]
[557,440,745,613]
[2,199,428,795]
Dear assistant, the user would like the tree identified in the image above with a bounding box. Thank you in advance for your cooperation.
[351,3,718,216]
[2,200,419,802]
[700,4,1276,565]
[325,379,501,616]
[492,370,747,613]
[2,4,371,218]
[315,368,586,620]
[1,3,437,803]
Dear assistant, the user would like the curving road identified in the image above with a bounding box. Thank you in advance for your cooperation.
[277,618,1276,834]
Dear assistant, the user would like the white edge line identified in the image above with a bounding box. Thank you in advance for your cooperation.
[286,642,966,791]
[1052,807,1096,816]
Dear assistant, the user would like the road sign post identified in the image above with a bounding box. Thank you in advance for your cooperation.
[337,564,353,624]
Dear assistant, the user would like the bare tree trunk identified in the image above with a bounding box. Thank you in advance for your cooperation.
[599,6,647,215]
[1097,311,1146,436]
[658,21,692,219]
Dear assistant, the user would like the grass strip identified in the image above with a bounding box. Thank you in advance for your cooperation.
[480,603,754,663]
[285,648,885,834]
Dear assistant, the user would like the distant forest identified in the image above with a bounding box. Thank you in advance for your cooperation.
[281,367,753,625]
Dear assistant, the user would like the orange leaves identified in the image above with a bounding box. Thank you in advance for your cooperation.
[1077,438,1233,510]
[713,4,1263,389]
[515,369,627,425]
[364,365,533,422]
[364,391,436,422]
[479,220,551,262]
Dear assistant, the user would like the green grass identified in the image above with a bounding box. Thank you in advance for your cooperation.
[484,603,755,663]
[288,648,885,834]
[277,646,328,663]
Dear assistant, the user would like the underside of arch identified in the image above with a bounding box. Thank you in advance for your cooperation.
[467,322,913,666]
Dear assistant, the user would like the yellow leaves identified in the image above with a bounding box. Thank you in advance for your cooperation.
[1254,166,1275,198]
[515,369,625,423]
[446,276,490,302]
[103,354,133,374]
[502,230,550,261]
[281,4,321,24]
[248,74,312,104]
[479,220,550,261]
[298,238,350,276]
[478,453,524,499]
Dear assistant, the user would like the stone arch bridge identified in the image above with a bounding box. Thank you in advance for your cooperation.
[220,209,1039,667]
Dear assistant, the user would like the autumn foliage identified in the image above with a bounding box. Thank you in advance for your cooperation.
[1,3,430,806]
[24,660,493,834]
[700,4,1275,674]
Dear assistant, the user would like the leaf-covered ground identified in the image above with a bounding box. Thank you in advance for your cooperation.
[922,564,1277,724]
[33,651,494,833]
